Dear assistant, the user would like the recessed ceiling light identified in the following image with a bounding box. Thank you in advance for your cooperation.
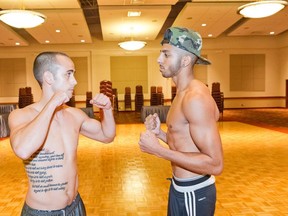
[45,40,50,43]
[81,39,85,43]
[202,23,207,27]
[128,11,141,17]
[270,31,275,35]
[208,34,213,37]
[56,29,61,33]
[15,42,20,46]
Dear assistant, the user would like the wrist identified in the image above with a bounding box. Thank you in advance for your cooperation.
[157,129,165,138]
[103,106,113,111]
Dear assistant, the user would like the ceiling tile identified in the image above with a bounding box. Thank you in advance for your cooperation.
[25,9,92,44]
[99,5,171,41]
[0,23,28,46]
[172,2,243,38]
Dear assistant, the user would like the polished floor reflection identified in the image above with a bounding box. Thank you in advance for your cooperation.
[1,121,288,215]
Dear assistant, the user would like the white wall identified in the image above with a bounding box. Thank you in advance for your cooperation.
[0,32,288,108]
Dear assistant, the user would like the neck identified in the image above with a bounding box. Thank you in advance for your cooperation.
[173,68,194,92]
[35,86,56,110]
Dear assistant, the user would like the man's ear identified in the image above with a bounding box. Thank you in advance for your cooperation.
[43,71,54,85]
[181,55,192,68]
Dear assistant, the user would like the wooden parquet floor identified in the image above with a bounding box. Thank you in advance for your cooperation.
[222,108,288,134]
[1,109,288,215]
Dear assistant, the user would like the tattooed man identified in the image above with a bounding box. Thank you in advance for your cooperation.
[9,51,116,216]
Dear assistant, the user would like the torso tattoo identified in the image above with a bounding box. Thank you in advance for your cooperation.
[24,148,68,194]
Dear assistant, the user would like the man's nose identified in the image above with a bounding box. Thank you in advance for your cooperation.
[72,76,77,86]
[157,55,162,64]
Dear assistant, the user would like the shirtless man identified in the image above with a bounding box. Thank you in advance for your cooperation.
[138,27,223,216]
[8,51,116,216]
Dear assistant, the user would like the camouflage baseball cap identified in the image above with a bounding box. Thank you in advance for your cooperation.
[161,27,211,65]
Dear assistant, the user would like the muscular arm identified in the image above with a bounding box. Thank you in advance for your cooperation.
[139,92,223,176]
[9,92,69,160]
[80,93,116,143]
[161,93,223,175]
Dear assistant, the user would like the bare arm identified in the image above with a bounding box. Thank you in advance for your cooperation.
[183,94,223,175]
[80,93,116,143]
[9,92,70,160]
[139,93,223,176]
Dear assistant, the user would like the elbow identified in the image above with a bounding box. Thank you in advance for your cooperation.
[212,162,224,176]
[13,147,31,160]
[107,130,116,143]
[11,139,32,160]
[103,134,116,144]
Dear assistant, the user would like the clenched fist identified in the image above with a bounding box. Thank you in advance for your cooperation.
[90,93,112,110]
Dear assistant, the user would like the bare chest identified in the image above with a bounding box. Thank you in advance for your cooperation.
[166,95,198,152]
[44,112,80,152]
[166,95,187,132]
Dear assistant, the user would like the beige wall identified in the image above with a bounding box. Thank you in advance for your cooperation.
[0,31,288,109]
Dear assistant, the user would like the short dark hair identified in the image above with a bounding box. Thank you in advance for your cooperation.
[33,51,69,87]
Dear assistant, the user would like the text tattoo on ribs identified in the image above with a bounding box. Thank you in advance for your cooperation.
[24,149,68,193]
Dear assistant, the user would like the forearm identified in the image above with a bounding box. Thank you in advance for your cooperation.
[157,129,167,143]
[100,108,116,142]
[158,148,223,176]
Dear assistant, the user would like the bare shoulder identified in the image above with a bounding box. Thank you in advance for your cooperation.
[183,81,211,105]
[9,105,37,120]
[9,104,38,127]
[182,81,217,121]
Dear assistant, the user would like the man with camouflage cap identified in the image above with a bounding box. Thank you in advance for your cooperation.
[139,27,223,215]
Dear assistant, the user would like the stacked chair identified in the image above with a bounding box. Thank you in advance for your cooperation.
[150,86,164,106]
[100,80,113,103]
[156,86,164,105]
[112,88,119,112]
[135,85,144,112]
[211,82,224,117]
[171,86,177,102]
[18,87,34,108]
[124,87,132,110]
[150,86,158,106]
[86,91,93,108]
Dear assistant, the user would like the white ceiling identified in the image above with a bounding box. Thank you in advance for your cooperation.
[0,0,287,47]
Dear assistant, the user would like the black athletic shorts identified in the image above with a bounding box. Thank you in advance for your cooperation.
[167,175,216,216]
